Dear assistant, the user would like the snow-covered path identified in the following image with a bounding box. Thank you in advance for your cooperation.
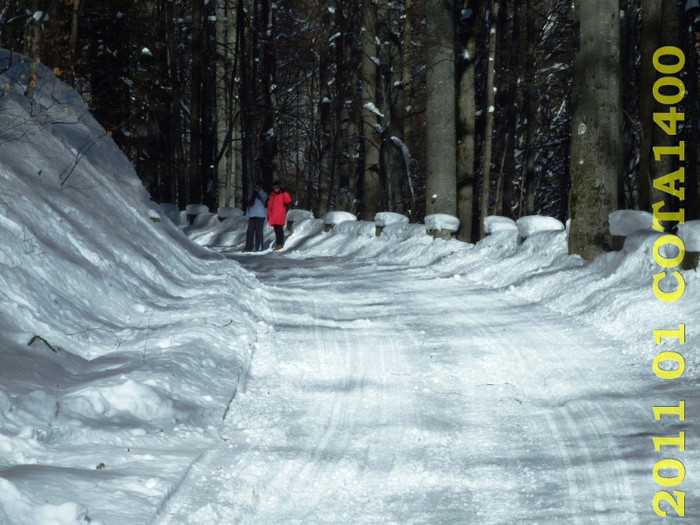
[156,254,659,524]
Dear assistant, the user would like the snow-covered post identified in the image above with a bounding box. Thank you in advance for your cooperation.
[286,209,314,233]
[159,203,187,227]
[217,206,244,222]
[147,209,161,223]
[185,204,210,225]
[676,221,700,269]
[375,212,409,237]
[425,214,460,240]
[323,211,357,232]
[608,210,653,251]
[483,216,518,236]
[516,215,565,244]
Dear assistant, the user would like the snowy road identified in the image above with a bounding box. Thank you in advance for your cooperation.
[156,253,665,524]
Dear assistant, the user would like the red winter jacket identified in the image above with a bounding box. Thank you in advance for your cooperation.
[267,190,292,226]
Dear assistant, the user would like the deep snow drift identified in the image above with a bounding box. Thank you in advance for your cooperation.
[0,50,697,523]
[0,50,264,524]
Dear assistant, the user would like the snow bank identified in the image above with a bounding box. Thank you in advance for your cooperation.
[0,50,264,524]
[193,204,700,363]
[0,478,95,525]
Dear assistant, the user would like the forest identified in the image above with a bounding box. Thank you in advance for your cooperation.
[0,0,698,258]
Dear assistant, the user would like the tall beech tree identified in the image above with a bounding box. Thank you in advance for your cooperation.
[568,0,622,259]
[360,0,382,220]
[478,0,499,239]
[457,1,477,241]
[424,0,457,221]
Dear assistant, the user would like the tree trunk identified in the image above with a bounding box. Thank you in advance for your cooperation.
[238,0,255,201]
[188,0,204,205]
[318,32,333,216]
[568,0,622,259]
[520,0,537,217]
[361,0,381,220]
[259,0,276,187]
[638,0,662,212]
[165,0,186,205]
[216,0,239,209]
[457,0,476,241]
[478,1,499,238]
[402,0,416,219]
[66,0,80,86]
[425,0,457,218]
[682,2,699,220]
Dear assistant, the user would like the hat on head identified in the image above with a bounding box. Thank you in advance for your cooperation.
[272,180,281,187]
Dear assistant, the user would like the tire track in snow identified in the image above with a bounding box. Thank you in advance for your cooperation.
[155,256,655,524]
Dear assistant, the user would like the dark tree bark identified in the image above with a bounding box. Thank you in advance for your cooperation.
[568,0,622,259]
[425,0,457,219]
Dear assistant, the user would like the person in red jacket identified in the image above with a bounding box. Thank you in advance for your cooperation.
[267,181,292,250]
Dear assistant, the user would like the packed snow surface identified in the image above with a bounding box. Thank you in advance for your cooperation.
[2,50,700,524]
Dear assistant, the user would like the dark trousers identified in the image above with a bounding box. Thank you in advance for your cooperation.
[245,217,265,251]
[273,225,285,247]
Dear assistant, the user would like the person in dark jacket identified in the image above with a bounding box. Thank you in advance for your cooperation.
[266,181,292,250]
[244,181,268,252]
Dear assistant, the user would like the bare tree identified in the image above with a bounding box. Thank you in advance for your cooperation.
[478,0,499,238]
[457,1,476,241]
[568,0,622,259]
[425,0,457,221]
[361,0,382,219]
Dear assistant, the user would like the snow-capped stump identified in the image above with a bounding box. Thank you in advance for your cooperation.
[217,206,244,221]
[323,210,356,232]
[159,203,187,226]
[425,213,460,240]
[185,203,210,225]
[608,210,653,250]
[147,209,161,223]
[676,220,700,269]
[287,209,314,232]
[374,212,409,236]
[516,215,565,242]
[483,216,518,235]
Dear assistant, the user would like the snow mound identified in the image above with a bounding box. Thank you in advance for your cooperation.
[0,49,263,523]
[287,209,315,222]
[608,210,653,236]
[324,210,357,225]
[217,206,244,219]
[676,220,700,251]
[0,478,96,525]
[375,212,409,227]
[516,215,565,237]
[159,203,187,226]
[59,379,174,425]
[425,214,460,232]
[484,215,518,234]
